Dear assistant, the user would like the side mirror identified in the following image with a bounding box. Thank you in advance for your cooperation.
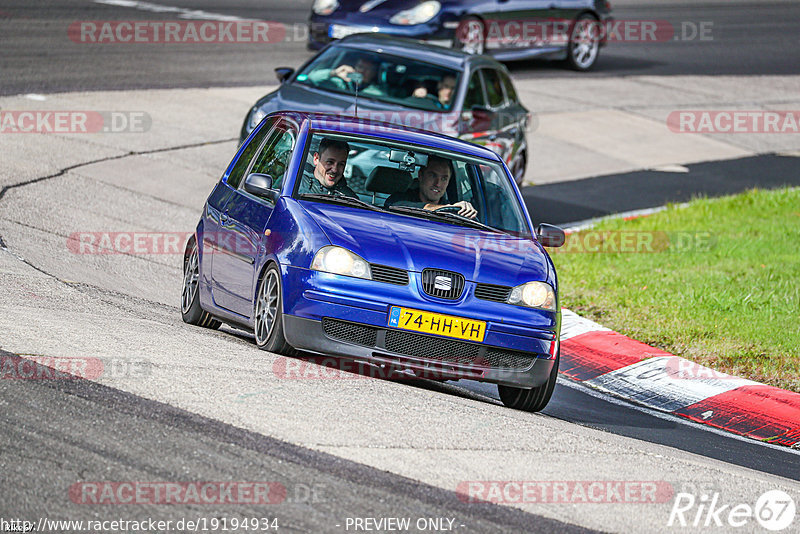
[536,223,565,248]
[275,67,295,83]
[244,173,279,202]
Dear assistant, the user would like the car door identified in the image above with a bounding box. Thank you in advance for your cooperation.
[496,67,529,173]
[480,67,516,164]
[205,117,275,304]
[211,120,296,317]
[488,0,552,51]
[459,68,511,164]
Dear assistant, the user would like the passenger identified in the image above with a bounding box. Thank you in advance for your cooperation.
[300,138,358,198]
[308,56,382,96]
[385,155,477,219]
[411,74,457,109]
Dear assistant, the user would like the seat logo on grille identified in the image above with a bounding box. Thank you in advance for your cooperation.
[434,276,452,291]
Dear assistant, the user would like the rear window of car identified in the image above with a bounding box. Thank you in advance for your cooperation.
[482,69,505,108]
[294,46,461,113]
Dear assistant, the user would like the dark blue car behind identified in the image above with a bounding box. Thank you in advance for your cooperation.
[309,0,612,70]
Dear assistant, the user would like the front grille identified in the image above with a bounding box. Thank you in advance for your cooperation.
[370,264,409,285]
[474,283,512,303]
[385,330,480,364]
[322,319,377,347]
[421,269,465,300]
[321,319,537,371]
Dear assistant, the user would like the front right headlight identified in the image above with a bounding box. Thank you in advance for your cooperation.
[508,281,556,311]
[390,1,441,25]
[311,246,372,280]
[312,0,339,15]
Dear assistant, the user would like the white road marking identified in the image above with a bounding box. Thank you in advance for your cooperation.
[24,94,47,101]
[93,0,251,21]
[560,308,610,341]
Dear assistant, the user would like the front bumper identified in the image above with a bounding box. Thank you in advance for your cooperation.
[280,267,559,388]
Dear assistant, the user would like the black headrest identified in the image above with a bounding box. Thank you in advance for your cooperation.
[366,166,413,194]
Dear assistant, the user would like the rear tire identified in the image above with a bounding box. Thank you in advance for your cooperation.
[498,349,559,412]
[181,238,221,329]
[254,264,296,355]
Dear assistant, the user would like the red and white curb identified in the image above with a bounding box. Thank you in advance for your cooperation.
[559,309,800,449]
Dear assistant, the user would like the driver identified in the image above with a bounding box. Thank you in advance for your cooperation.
[299,137,358,198]
[308,55,382,96]
[384,155,477,219]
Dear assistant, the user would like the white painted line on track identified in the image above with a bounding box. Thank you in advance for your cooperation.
[556,376,800,458]
[93,0,252,21]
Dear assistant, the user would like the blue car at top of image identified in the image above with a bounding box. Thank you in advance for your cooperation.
[308,0,612,71]
[184,111,566,412]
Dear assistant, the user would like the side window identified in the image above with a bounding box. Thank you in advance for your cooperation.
[247,126,296,192]
[498,69,519,104]
[482,69,505,109]
[463,70,486,110]
[226,118,276,189]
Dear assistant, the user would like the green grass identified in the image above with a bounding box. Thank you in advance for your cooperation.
[551,187,800,392]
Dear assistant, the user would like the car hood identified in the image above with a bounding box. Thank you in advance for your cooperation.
[301,202,550,286]
[259,83,456,134]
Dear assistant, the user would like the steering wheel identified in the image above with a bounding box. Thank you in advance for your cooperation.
[433,205,462,215]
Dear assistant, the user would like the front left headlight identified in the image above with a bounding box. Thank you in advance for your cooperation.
[312,0,339,15]
[390,1,441,25]
[248,107,267,131]
[508,281,556,311]
[311,246,372,280]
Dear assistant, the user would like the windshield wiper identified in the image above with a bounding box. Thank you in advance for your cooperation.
[299,193,385,212]
[386,205,503,233]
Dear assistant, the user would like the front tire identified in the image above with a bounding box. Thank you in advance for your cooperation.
[498,350,559,412]
[566,14,601,71]
[181,238,221,329]
[254,264,295,355]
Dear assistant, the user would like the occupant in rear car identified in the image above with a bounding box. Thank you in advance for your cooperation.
[308,55,383,96]
[300,137,358,198]
[411,74,457,109]
[384,155,477,219]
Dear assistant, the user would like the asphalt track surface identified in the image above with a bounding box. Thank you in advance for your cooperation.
[2,1,800,532]
[2,0,800,95]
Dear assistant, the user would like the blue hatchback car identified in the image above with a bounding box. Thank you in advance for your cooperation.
[183,111,566,412]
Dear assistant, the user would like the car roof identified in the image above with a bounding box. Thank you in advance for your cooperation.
[275,111,503,162]
[335,34,503,71]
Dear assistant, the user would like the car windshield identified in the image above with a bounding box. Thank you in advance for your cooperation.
[294,47,460,113]
[294,132,531,237]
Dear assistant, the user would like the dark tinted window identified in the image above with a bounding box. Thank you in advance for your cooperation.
[464,71,485,110]
[482,69,505,108]
[499,69,519,104]
[248,125,296,192]
[226,118,276,188]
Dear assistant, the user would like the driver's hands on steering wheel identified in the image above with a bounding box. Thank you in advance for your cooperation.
[430,201,477,220]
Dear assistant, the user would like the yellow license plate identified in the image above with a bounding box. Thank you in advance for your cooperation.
[388,306,486,342]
